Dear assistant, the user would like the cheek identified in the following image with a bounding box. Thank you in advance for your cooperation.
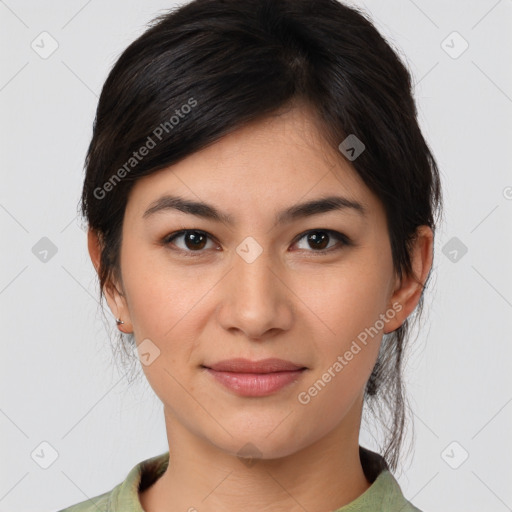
[295,276,385,427]
[293,258,392,344]
[291,256,391,405]
[119,244,222,397]
[120,240,201,336]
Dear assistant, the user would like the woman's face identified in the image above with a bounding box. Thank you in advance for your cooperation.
[99,107,414,460]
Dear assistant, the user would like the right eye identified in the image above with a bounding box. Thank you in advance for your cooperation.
[163,229,220,256]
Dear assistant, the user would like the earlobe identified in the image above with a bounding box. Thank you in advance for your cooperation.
[384,226,434,334]
[87,227,134,334]
[104,280,133,334]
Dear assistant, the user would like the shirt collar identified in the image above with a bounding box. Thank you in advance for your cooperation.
[107,446,418,512]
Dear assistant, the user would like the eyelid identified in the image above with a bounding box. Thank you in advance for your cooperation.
[162,228,351,256]
[162,229,220,257]
[292,229,351,254]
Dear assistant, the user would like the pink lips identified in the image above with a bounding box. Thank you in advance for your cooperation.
[204,358,307,397]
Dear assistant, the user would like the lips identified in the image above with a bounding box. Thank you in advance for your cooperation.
[202,358,307,397]
[204,358,306,373]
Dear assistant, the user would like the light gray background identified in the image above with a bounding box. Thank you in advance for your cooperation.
[1,1,511,511]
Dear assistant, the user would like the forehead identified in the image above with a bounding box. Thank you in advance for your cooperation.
[126,106,384,224]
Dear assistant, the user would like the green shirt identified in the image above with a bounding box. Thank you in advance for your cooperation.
[57,447,422,512]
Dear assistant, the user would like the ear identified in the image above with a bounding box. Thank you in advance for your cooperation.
[87,227,133,333]
[383,225,434,334]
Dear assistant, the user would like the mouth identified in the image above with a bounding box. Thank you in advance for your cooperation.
[204,357,306,373]
[202,358,308,397]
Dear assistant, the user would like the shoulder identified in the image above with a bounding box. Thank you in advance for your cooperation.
[357,447,423,512]
[55,488,112,512]
[378,470,423,512]
[397,500,423,512]
[55,451,169,512]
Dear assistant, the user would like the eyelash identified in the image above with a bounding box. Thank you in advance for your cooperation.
[162,229,352,258]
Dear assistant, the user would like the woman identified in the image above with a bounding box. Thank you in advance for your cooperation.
[59,0,442,510]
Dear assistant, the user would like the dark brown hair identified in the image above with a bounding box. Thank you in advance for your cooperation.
[80,0,443,471]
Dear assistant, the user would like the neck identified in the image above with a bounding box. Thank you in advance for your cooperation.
[140,402,371,512]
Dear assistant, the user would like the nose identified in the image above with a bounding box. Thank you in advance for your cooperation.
[216,248,294,341]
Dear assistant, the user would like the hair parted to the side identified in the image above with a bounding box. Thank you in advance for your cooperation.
[79,0,443,472]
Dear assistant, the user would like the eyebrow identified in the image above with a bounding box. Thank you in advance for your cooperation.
[142,194,367,225]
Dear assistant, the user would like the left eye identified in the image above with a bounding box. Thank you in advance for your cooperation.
[293,230,350,253]
[163,229,350,256]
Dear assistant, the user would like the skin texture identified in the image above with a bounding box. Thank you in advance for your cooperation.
[88,106,433,512]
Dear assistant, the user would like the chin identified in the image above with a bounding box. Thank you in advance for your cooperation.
[206,423,315,462]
